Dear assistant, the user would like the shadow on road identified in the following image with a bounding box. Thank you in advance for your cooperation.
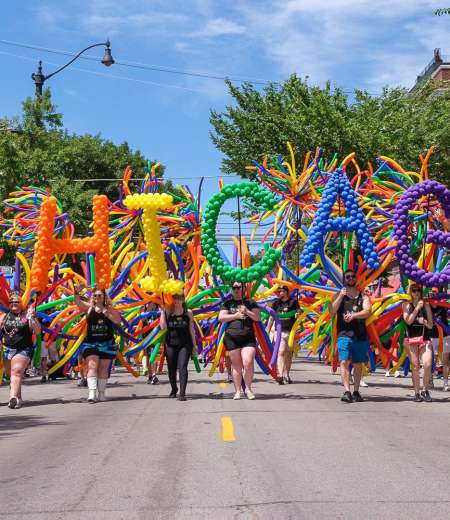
[0,414,65,438]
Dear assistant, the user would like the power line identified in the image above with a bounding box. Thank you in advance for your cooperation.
[0,39,274,86]
[0,50,216,95]
[0,39,384,95]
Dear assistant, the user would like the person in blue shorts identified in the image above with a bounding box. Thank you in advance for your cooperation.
[330,269,372,403]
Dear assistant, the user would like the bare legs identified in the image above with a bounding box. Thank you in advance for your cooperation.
[408,343,433,393]
[229,346,255,394]
[6,356,30,400]
[340,360,351,392]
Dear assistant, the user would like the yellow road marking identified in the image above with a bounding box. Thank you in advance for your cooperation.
[219,382,226,389]
[220,416,236,442]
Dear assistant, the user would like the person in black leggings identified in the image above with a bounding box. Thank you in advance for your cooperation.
[159,293,197,401]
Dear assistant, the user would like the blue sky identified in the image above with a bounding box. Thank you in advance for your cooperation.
[0,0,449,249]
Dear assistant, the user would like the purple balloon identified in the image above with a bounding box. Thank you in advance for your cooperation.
[394,180,450,287]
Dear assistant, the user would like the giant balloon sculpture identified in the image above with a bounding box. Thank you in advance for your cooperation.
[0,145,449,383]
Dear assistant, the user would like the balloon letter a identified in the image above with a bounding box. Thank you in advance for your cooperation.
[300,168,380,269]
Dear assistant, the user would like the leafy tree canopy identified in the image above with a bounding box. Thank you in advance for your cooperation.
[210,76,450,184]
[0,89,163,232]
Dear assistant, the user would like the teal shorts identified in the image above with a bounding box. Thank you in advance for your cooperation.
[337,336,369,363]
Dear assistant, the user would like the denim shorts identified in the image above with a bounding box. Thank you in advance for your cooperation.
[3,345,34,361]
[337,336,369,363]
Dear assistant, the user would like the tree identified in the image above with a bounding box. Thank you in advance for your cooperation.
[210,76,450,185]
[434,8,450,15]
[0,89,162,233]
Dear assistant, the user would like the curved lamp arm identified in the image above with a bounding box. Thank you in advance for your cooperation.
[32,40,113,96]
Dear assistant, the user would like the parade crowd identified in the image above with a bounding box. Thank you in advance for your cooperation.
[2,268,449,408]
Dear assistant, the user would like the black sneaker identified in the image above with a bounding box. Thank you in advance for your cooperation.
[77,378,87,388]
[352,391,364,402]
[278,377,285,385]
[421,390,432,403]
[178,395,187,401]
[414,392,424,402]
[40,376,47,383]
[147,376,153,384]
[151,376,159,385]
[285,376,293,384]
[169,389,178,398]
[341,391,353,403]
[8,397,18,409]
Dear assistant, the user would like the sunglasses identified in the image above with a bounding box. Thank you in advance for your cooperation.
[232,286,242,290]
[93,293,104,298]
[9,300,19,304]
[411,288,421,293]
[345,275,356,280]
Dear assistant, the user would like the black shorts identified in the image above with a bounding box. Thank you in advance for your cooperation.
[223,333,256,352]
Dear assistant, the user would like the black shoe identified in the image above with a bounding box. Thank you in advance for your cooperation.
[421,390,432,403]
[147,376,153,384]
[278,377,285,385]
[414,392,424,402]
[341,391,353,403]
[169,388,178,398]
[352,391,364,402]
[178,395,187,401]
[77,378,87,387]
[151,376,159,385]
[40,376,47,383]
[285,376,293,384]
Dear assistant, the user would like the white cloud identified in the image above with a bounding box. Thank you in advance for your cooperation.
[31,0,450,97]
[189,17,246,38]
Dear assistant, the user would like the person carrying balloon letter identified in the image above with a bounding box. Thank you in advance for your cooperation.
[159,293,198,401]
[403,285,433,402]
[1,292,41,409]
[267,286,299,384]
[74,287,121,402]
[219,283,261,400]
[429,287,450,391]
[330,269,372,403]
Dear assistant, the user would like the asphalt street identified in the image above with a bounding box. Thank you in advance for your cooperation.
[1,359,450,520]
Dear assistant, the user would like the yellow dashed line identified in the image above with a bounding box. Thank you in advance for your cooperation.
[220,416,236,442]
[219,382,226,389]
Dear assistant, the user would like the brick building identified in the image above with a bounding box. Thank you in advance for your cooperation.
[411,48,450,92]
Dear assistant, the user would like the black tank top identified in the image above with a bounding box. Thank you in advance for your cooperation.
[337,293,367,340]
[166,312,193,349]
[2,312,33,348]
[85,308,115,343]
[406,303,430,339]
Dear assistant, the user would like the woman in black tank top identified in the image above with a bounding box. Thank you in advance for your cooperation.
[1,292,41,409]
[159,293,197,401]
[402,284,433,402]
[74,287,121,403]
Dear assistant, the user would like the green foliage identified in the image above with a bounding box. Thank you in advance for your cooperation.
[210,76,450,185]
[0,89,162,232]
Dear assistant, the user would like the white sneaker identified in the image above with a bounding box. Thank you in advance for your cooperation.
[385,370,391,377]
[360,380,368,388]
[394,370,401,378]
[87,390,97,403]
[443,384,449,392]
[233,391,241,400]
[245,389,256,400]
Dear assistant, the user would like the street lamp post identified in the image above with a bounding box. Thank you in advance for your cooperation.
[31,40,114,96]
